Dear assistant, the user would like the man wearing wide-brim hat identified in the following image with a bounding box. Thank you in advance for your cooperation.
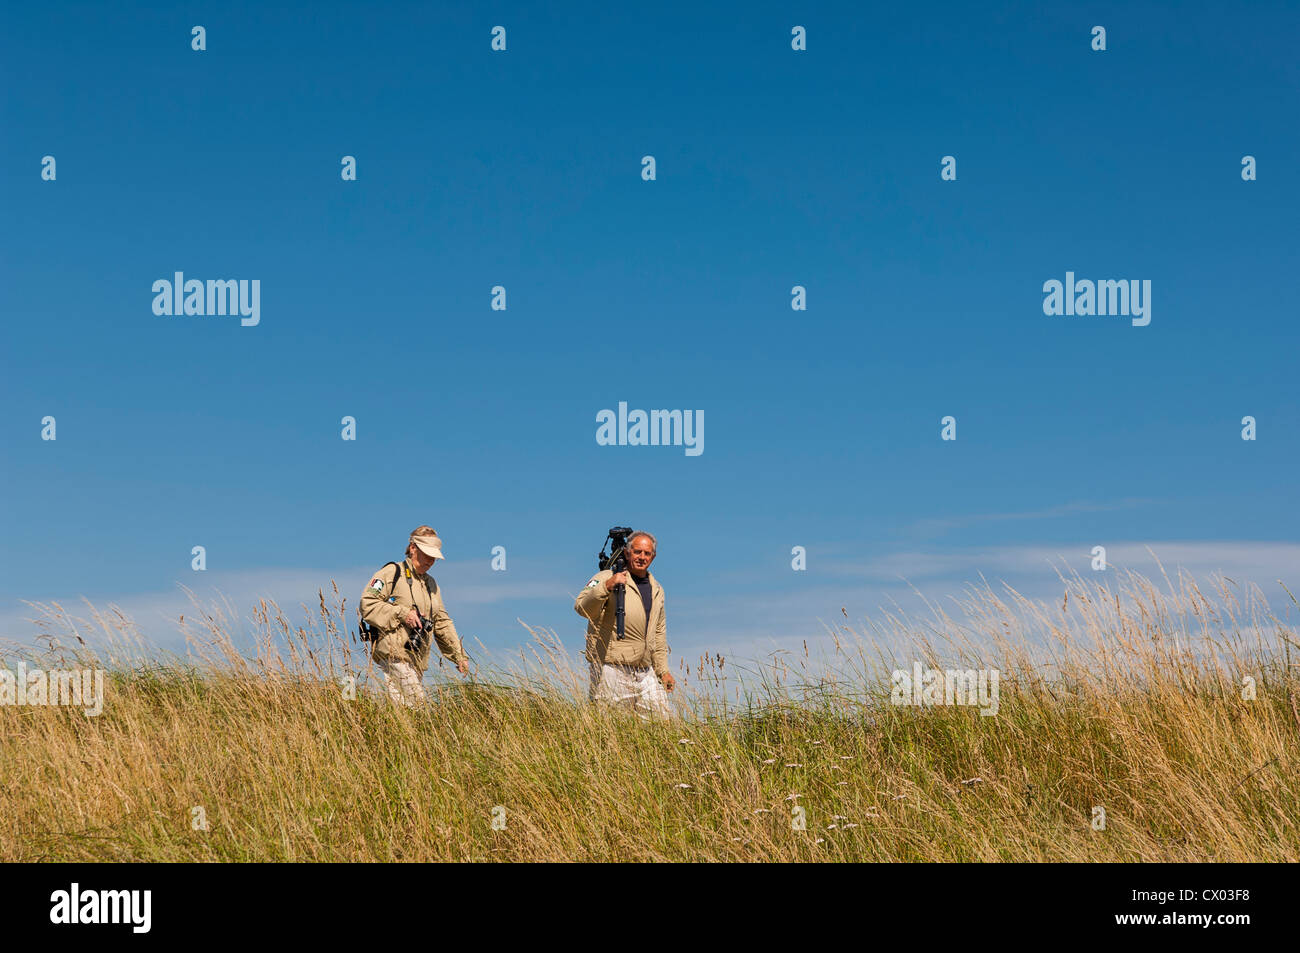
[361,525,470,704]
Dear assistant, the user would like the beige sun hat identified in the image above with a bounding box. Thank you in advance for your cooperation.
[410,532,445,560]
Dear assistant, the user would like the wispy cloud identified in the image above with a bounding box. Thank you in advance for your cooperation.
[6,542,1297,684]
[0,564,574,650]
[904,498,1156,539]
[839,540,1300,585]
[668,541,1300,663]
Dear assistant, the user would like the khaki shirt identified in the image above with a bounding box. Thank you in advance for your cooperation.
[361,559,467,672]
[574,568,669,679]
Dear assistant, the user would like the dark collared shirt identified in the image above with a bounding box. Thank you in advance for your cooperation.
[631,571,653,619]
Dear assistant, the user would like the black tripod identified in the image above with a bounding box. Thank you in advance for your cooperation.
[598,526,634,639]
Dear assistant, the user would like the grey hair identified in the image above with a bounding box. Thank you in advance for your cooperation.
[630,531,657,553]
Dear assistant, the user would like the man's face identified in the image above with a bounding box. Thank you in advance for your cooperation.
[627,536,655,575]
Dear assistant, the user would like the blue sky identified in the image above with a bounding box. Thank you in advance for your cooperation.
[2,1,1298,673]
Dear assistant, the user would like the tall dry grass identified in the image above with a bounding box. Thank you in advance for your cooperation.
[2,568,1298,861]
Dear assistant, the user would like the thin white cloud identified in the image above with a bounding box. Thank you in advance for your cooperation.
[5,542,1296,686]
[668,541,1300,664]
[0,564,574,648]
[905,498,1155,538]
[841,541,1300,586]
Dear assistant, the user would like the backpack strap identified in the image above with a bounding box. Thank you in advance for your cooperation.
[382,561,404,598]
[360,561,408,641]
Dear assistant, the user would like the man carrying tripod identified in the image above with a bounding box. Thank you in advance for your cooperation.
[574,529,675,719]
[360,526,469,705]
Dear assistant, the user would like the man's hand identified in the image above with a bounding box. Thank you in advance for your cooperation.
[604,572,628,592]
[661,672,676,692]
[404,608,420,629]
[457,659,469,676]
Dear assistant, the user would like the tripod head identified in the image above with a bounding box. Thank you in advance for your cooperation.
[599,526,634,574]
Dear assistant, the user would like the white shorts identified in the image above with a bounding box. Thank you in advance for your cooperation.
[375,657,427,706]
[589,662,671,719]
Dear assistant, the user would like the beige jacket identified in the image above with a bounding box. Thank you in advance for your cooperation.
[361,559,467,672]
[574,568,669,679]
